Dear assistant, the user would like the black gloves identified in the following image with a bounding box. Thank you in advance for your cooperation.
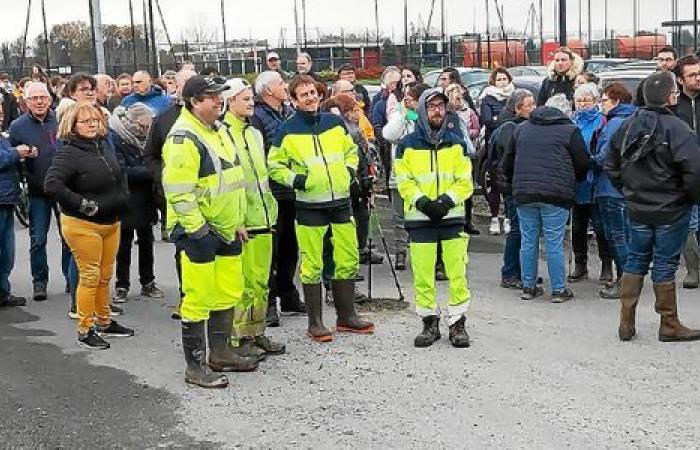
[416,196,451,222]
[78,198,99,217]
[293,174,307,190]
[438,194,455,209]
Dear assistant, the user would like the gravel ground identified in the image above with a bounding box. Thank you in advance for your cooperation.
[2,217,700,449]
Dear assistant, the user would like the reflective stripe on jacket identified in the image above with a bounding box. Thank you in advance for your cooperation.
[162,107,246,242]
[223,112,278,232]
[267,109,358,209]
[394,131,474,228]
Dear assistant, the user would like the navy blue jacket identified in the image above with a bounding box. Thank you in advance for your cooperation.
[251,98,295,201]
[591,103,637,199]
[0,137,20,205]
[8,111,58,198]
[370,91,389,143]
[479,94,506,143]
[501,106,590,209]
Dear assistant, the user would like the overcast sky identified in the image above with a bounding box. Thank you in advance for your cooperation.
[1,0,696,46]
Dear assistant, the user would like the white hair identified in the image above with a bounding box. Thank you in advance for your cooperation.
[255,71,282,96]
[23,81,50,98]
[574,83,600,101]
[545,94,572,116]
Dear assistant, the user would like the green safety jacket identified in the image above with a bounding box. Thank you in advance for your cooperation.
[394,127,474,229]
[267,109,358,210]
[223,112,278,232]
[162,106,246,242]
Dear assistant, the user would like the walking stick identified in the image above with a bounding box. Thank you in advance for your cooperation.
[368,202,405,302]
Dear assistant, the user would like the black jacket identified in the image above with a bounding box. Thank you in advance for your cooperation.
[143,103,181,185]
[490,110,527,194]
[111,133,158,228]
[1,89,20,131]
[671,91,700,134]
[605,107,700,225]
[44,136,128,224]
[8,111,59,198]
[251,98,295,201]
[537,75,576,106]
[501,106,589,208]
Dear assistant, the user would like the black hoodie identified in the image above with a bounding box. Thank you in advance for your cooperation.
[44,136,128,224]
[605,107,700,225]
[501,106,589,208]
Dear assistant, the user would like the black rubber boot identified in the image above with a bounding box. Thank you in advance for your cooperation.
[333,279,375,334]
[567,261,588,282]
[254,335,286,355]
[181,321,228,388]
[231,337,266,361]
[359,248,384,265]
[414,315,441,347]
[207,308,259,372]
[280,292,307,315]
[448,316,470,348]
[303,283,333,342]
[266,297,280,327]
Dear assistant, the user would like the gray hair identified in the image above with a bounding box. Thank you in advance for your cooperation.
[297,52,312,63]
[574,82,600,101]
[124,102,154,121]
[255,71,282,96]
[506,88,534,111]
[545,93,572,116]
[23,81,50,98]
[381,66,401,84]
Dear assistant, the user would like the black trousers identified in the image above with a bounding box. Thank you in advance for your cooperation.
[115,224,155,289]
[269,199,300,302]
[571,203,611,265]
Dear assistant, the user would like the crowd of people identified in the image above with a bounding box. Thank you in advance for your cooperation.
[1,44,700,389]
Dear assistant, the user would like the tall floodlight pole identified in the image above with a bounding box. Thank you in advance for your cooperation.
[19,0,32,76]
[374,0,380,49]
[41,0,51,72]
[293,0,300,53]
[143,0,150,71]
[89,0,106,74]
[129,0,137,71]
[485,0,491,68]
[221,0,228,57]
[302,0,307,50]
[538,0,544,44]
[694,0,698,51]
[148,0,157,75]
[558,0,567,46]
[587,0,591,55]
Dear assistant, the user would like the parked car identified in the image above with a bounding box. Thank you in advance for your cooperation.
[584,58,638,73]
[597,69,654,103]
[608,61,657,71]
[423,67,491,89]
[508,66,548,77]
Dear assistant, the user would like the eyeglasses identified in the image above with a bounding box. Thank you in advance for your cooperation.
[684,72,700,79]
[575,97,596,104]
[26,96,50,102]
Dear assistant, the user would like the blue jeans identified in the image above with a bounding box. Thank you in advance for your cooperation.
[517,202,569,292]
[29,196,71,286]
[597,197,628,278]
[625,212,690,283]
[0,206,15,299]
[501,195,521,280]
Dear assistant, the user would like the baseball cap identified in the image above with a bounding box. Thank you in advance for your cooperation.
[423,87,448,105]
[267,52,280,61]
[220,78,253,114]
[181,75,229,100]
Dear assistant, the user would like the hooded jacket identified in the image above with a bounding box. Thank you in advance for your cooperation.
[394,89,474,229]
[479,83,515,142]
[500,106,590,209]
[251,98,295,201]
[1,89,20,131]
[536,53,584,106]
[605,107,700,225]
[267,109,358,211]
[489,108,527,194]
[572,107,605,204]
[8,110,58,198]
[44,135,128,224]
[121,85,172,116]
[672,90,700,134]
[591,103,637,199]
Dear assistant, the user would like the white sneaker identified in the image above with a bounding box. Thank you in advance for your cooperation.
[489,217,501,235]
[503,218,511,235]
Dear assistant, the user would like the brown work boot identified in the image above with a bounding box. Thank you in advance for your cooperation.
[207,308,259,372]
[332,279,375,334]
[654,282,700,342]
[303,283,333,343]
[618,273,644,341]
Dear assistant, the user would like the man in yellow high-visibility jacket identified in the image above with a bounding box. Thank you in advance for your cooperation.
[162,76,258,389]
[268,75,375,343]
[221,78,285,358]
[395,88,474,349]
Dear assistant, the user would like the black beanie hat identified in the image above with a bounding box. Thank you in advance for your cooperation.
[643,71,676,107]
